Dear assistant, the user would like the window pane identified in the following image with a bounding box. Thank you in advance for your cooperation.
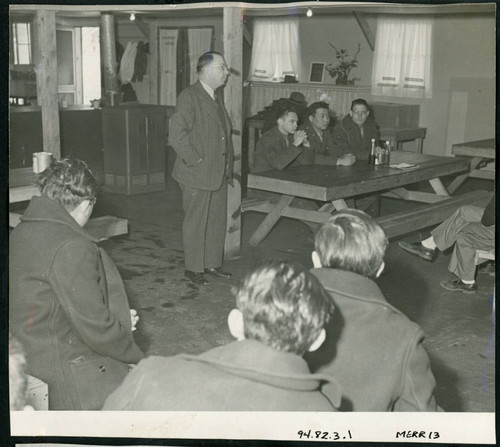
[12,22,32,65]
[81,27,101,104]
[16,23,30,45]
[17,45,31,65]
[57,29,74,85]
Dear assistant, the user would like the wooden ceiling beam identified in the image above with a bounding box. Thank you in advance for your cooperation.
[353,11,375,51]
[134,16,150,39]
[243,22,252,47]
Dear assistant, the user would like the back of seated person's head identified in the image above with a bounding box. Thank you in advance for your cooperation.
[314,209,388,278]
[36,157,97,212]
[307,101,330,119]
[9,333,29,411]
[230,260,333,356]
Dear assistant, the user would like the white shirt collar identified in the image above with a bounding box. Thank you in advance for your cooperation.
[200,80,215,99]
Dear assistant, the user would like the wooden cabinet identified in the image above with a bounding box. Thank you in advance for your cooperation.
[102,105,168,195]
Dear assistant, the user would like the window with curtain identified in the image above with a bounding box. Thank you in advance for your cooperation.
[371,16,433,98]
[248,17,300,82]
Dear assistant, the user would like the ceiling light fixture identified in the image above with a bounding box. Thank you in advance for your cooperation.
[306,8,313,17]
[130,12,136,21]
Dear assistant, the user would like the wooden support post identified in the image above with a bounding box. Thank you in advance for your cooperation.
[100,13,119,103]
[34,10,60,158]
[148,20,159,104]
[223,7,243,259]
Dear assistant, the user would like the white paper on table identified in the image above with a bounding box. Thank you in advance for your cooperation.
[389,163,420,170]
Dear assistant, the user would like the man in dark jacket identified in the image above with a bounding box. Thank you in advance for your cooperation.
[399,196,495,294]
[103,260,341,411]
[299,101,356,166]
[9,158,144,410]
[305,209,441,411]
[332,98,380,216]
[332,98,379,161]
[251,105,313,173]
[169,51,234,286]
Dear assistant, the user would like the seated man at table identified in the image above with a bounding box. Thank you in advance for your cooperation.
[102,260,341,411]
[332,98,379,160]
[332,98,380,216]
[305,209,441,411]
[251,105,314,173]
[399,196,494,294]
[299,101,356,167]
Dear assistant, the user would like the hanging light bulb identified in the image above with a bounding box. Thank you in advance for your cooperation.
[130,12,136,21]
[306,8,313,17]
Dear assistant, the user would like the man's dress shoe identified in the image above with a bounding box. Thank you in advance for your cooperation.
[398,241,436,261]
[440,278,477,294]
[204,267,232,279]
[185,270,209,285]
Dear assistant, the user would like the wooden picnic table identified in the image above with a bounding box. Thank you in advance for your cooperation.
[447,138,495,194]
[244,151,491,245]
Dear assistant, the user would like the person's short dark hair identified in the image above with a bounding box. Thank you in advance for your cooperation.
[36,157,97,212]
[307,101,330,118]
[234,260,334,355]
[315,209,388,278]
[275,105,298,122]
[350,98,369,110]
[9,333,28,410]
[196,51,224,74]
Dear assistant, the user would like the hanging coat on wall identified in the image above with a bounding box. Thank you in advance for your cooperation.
[132,41,148,82]
[120,42,138,84]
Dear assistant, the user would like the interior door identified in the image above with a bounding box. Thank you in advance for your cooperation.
[56,27,83,106]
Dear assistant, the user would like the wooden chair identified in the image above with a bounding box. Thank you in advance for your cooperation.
[475,249,495,266]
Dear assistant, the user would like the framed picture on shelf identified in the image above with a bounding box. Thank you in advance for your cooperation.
[309,62,325,83]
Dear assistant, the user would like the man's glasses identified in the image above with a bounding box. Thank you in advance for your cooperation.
[214,63,229,71]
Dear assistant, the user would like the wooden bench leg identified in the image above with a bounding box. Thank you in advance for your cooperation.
[447,157,484,194]
[248,195,294,246]
[428,178,450,196]
[415,137,423,154]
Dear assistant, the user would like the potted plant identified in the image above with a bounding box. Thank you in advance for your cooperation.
[90,98,101,109]
[325,43,361,86]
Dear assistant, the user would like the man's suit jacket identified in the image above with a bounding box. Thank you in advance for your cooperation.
[169,81,233,191]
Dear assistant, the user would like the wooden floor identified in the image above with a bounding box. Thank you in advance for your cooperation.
[80,170,495,413]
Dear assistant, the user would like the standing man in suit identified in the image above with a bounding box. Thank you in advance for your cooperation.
[169,52,234,285]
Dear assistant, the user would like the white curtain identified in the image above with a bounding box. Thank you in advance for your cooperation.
[372,16,433,98]
[159,28,179,106]
[248,17,300,82]
[188,28,213,84]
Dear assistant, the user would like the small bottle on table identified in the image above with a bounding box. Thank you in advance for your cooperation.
[369,138,377,165]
